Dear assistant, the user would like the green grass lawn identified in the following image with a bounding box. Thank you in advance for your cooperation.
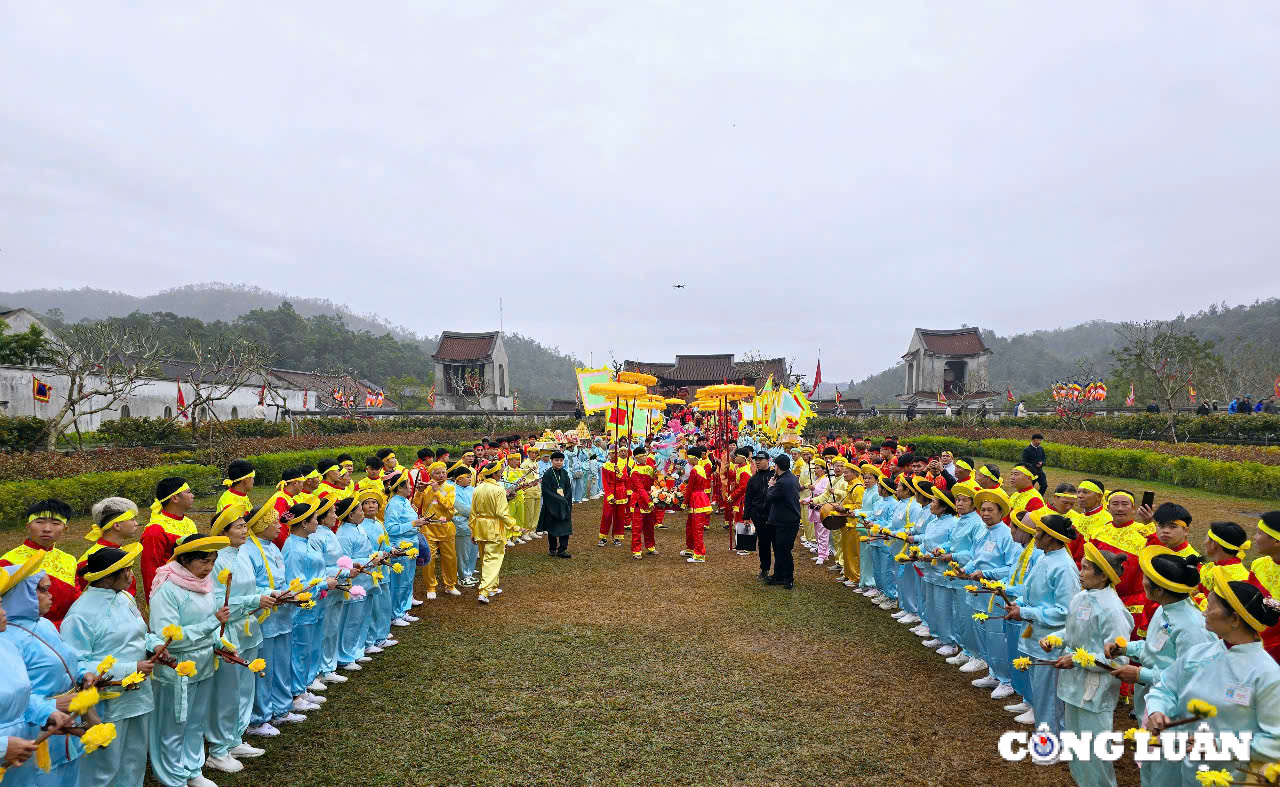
[17,464,1270,785]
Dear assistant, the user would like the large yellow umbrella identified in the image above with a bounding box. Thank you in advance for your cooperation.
[617,371,659,387]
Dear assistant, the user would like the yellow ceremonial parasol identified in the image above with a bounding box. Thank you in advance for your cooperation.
[617,371,659,387]
[664,397,686,405]
[694,383,756,552]
[589,380,648,483]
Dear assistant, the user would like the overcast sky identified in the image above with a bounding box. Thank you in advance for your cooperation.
[3,2,1278,384]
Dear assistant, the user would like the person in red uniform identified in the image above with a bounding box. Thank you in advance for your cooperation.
[681,447,712,563]
[1,499,81,628]
[264,466,305,548]
[75,496,141,596]
[629,446,659,558]
[315,457,348,501]
[1249,511,1280,663]
[598,445,631,546]
[139,476,197,599]
[724,447,752,531]
[1135,501,1198,637]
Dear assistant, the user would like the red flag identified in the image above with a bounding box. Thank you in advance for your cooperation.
[258,383,266,406]
[176,380,189,420]
[1124,382,1135,407]
[427,384,436,409]
[809,358,822,396]
[31,375,51,403]
[834,389,842,403]
[365,390,375,407]
[1275,375,1280,398]
[303,389,308,409]
[937,390,947,405]
[1006,387,1015,402]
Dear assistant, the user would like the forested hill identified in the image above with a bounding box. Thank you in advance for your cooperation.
[0,285,581,409]
[834,299,1280,406]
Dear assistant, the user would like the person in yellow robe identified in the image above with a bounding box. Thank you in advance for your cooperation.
[501,453,530,545]
[471,461,518,604]
[412,461,460,599]
[356,456,389,517]
[217,459,256,519]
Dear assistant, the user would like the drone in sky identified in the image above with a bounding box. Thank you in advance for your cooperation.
[672,284,686,289]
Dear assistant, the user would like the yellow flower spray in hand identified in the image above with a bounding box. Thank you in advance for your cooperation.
[1013,657,1032,671]
[248,658,267,674]
[1194,770,1231,787]
[1044,635,1064,649]
[1071,647,1096,668]
[1186,698,1218,719]
[217,569,232,585]
[80,723,117,754]
[161,624,184,642]
[120,672,146,688]
[174,661,198,678]
[95,655,116,675]
[68,687,100,715]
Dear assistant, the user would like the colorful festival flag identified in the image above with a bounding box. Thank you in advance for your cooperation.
[575,367,614,413]
[32,376,51,403]
[1125,382,1135,407]
[176,380,189,420]
[810,358,822,397]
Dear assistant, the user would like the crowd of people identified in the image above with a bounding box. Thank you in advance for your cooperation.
[3,421,1280,786]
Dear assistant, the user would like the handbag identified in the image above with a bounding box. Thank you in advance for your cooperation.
[734,522,757,551]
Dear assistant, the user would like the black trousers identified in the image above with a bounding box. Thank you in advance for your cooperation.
[548,534,569,554]
[1035,468,1048,495]
[756,521,775,575]
[770,523,800,583]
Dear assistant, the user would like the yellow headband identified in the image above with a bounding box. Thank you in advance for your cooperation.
[931,488,957,513]
[211,506,245,536]
[1208,528,1250,559]
[222,470,256,487]
[340,460,354,469]
[974,488,1012,517]
[305,470,321,480]
[1138,545,1198,595]
[383,453,397,462]
[1259,517,1280,542]
[150,482,191,514]
[334,496,360,522]
[1083,542,1121,586]
[1078,480,1104,496]
[426,461,448,474]
[246,505,278,535]
[1012,465,1036,479]
[83,543,144,582]
[1055,492,1078,500]
[954,460,972,473]
[1038,517,1072,543]
[1013,507,1042,535]
[1163,518,1190,530]
[1212,566,1267,632]
[85,507,138,542]
[1107,491,1134,505]
[171,536,231,558]
[357,488,384,504]
[313,496,337,521]
[28,510,68,525]
[952,481,978,500]
[480,462,503,479]
[978,465,1000,483]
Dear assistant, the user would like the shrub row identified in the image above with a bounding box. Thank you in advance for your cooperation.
[900,436,1280,501]
[803,413,1280,444]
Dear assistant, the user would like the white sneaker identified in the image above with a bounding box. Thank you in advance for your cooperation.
[381,639,398,647]
[937,645,959,657]
[1014,710,1035,725]
[877,600,898,611]
[826,564,841,572]
[869,593,887,603]
[519,535,533,543]
[322,672,347,683]
[411,598,423,607]
[891,610,908,619]
[814,559,824,566]
[945,654,970,666]
[1005,701,1031,713]
[391,618,411,628]
[307,680,327,693]
[842,580,858,587]
[206,755,244,773]
[426,591,437,600]
[246,724,279,737]
[959,658,988,674]
[971,676,999,689]
[909,625,927,636]
[447,588,462,596]
[342,662,362,671]
[402,614,419,622]
[922,639,942,648]
[491,588,503,595]
[365,645,384,654]
[229,743,265,757]
[272,712,306,724]
[302,692,326,704]
[478,595,490,604]
[357,656,372,663]
[292,698,319,712]
[991,684,1016,700]
[505,540,515,547]
[188,776,220,787]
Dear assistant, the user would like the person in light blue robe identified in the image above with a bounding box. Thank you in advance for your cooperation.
[335,498,377,666]
[383,472,422,621]
[61,545,160,787]
[283,502,331,707]
[960,490,1023,694]
[244,513,297,733]
[937,491,986,663]
[1144,574,1280,786]
[998,510,1043,714]
[1003,514,1080,731]
[894,479,935,623]
[450,468,478,587]
[913,488,958,649]
[1,565,88,787]
[0,617,62,787]
[1050,544,1133,787]
[307,502,346,680]
[854,471,892,593]
[1106,546,1215,727]
[356,494,396,649]
[146,534,231,787]
[867,479,904,600]
[205,509,272,773]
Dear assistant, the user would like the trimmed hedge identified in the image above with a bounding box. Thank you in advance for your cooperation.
[0,416,48,451]
[903,436,1280,501]
[803,413,1280,444]
[0,464,223,526]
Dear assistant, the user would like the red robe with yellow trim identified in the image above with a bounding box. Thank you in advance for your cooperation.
[1,541,81,628]
[725,463,751,524]
[140,511,197,599]
[1088,518,1155,630]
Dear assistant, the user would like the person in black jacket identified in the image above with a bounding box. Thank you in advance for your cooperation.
[764,453,803,589]
[1020,434,1048,494]
[744,451,773,578]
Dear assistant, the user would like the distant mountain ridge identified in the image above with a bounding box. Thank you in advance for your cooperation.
[829,299,1280,406]
[0,283,582,409]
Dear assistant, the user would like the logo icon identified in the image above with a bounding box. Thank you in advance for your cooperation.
[1029,724,1061,765]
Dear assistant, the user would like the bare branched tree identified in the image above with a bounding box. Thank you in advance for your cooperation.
[1113,320,1225,441]
[41,322,163,449]
[1046,359,1105,429]
[171,334,278,428]
[446,366,498,433]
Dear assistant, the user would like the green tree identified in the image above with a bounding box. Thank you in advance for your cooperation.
[0,320,51,365]
[1111,320,1225,440]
